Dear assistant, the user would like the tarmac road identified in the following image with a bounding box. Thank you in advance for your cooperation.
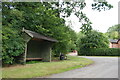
[45,56,118,78]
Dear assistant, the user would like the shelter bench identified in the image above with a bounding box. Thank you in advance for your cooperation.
[26,58,43,61]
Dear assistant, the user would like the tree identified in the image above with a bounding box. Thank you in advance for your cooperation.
[2,2,76,64]
[2,1,113,64]
[50,1,113,34]
[2,27,24,64]
[2,2,77,64]
[77,30,109,49]
[106,24,120,39]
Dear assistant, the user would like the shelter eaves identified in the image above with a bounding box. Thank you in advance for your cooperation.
[22,29,58,42]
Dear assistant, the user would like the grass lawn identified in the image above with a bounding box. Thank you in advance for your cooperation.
[2,56,93,78]
[80,56,119,57]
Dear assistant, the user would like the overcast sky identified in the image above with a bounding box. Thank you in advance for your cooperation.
[65,0,119,33]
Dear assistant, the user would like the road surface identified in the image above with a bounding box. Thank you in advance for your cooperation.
[45,56,118,78]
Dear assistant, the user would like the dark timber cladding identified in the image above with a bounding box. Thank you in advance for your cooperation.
[22,28,58,63]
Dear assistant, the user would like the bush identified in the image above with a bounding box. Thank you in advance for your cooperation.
[2,27,25,65]
[79,48,120,56]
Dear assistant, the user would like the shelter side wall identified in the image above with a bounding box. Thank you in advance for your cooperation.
[22,33,31,42]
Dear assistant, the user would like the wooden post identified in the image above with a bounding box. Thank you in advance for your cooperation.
[23,43,27,64]
[50,48,52,62]
[22,33,31,64]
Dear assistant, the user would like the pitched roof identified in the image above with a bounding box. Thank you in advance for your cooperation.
[22,29,58,42]
[109,39,120,43]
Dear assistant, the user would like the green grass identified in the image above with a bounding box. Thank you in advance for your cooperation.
[80,56,119,57]
[26,61,41,64]
[2,56,93,78]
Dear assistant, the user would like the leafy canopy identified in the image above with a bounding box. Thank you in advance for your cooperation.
[106,24,120,39]
[77,30,109,49]
[2,1,113,64]
[2,2,77,64]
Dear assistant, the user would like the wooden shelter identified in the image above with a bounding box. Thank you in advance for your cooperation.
[22,29,58,63]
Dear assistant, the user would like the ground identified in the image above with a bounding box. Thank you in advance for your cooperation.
[2,56,93,78]
[3,56,118,79]
[42,56,118,78]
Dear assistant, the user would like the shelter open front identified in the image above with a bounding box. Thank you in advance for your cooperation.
[26,38,52,62]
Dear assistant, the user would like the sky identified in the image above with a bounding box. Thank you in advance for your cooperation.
[65,0,119,33]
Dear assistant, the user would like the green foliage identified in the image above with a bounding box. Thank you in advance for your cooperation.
[57,1,113,34]
[77,30,109,50]
[2,27,24,64]
[2,1,113,64]
[2,2,77,64]
[92,2,113,11]
[79,48,120,56]
[106,24,120,39]
[26,61,41,64]
[52,27,77,56]
[76,32,85,50]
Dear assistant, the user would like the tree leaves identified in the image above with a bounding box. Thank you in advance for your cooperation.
[2,1,113,64]
[106,24,120,39]
[2,2,77,64]
[92,2,113,12]
[77,30,109,50]
[2,27,25,64]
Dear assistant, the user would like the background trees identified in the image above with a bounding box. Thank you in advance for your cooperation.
[77,30,109,49]
[106,24,120,39]
[76,30,114,56]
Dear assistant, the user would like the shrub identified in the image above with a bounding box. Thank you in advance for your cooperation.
[2,27,25,65]
[79,48,120,56]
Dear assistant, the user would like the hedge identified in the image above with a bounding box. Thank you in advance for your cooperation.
[79,48,120,56]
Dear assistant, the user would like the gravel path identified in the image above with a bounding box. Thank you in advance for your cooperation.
[45,56,118,78]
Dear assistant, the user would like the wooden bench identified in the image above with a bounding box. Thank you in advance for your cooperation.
[26,58,43,61]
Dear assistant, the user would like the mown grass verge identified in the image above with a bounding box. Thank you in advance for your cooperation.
[2,56,93,79]
[79,56,119,57]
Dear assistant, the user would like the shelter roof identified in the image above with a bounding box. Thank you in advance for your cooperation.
[23,28,58,42]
